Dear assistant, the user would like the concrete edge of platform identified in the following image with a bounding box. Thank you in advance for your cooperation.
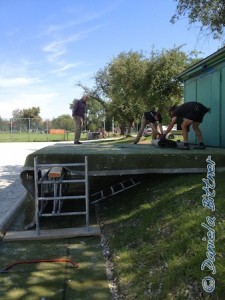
[0,191,26,239]
[3,225,101,241]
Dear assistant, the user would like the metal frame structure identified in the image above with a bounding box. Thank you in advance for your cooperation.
[91,177,141,204]
[34,156,89,235]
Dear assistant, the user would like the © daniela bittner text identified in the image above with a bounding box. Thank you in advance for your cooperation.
[201,155,216,293]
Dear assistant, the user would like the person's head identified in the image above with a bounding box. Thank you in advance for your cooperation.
[82,95,89,102]
[168,106,177,117]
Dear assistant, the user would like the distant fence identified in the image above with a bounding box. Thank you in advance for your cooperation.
[0,118,49,133]
[0,118,72,142]
[0,117,134,142]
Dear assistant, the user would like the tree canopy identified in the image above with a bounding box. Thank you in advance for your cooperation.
[51,114,74,131]
[171,0,225,39]
[76,47,199,131]
[12,107,41,121]
[12,107,42,130]
[105,51,148,132]
[144,47,198,111]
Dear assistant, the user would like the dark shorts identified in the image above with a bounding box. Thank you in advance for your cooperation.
[144,112,156,123]
[184,104,209,123]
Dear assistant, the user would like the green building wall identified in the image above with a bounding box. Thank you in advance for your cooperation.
[179,48,225,148]
[221,66,225,147]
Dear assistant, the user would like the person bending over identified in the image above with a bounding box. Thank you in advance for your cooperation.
[162,101,210,150]
[134,110,163,144]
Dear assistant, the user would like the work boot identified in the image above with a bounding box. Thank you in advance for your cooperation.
[194,142,206,149]
[178,143,190,150]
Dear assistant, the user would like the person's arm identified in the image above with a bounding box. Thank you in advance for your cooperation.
[158,123,163,134]
[164,116,177,135]
[82,108,87,122]
[155,113,163,135]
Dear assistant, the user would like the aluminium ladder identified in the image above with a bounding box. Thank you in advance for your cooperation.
[34,156,89,235]
[91,177,141,204]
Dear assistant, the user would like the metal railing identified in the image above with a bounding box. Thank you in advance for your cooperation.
[34,156,89,235]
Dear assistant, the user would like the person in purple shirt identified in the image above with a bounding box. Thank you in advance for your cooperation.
[72,95,88,144]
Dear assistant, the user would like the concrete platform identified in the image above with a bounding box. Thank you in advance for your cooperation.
[2,140,225,239]
[23,141,225,176]
[3,225,100,241]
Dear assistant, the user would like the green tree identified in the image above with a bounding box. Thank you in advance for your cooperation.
[143,47,201,123]
[75,52,148,135]
[69,94,109,132]
[0,116,7,132]
[106,48,198,128]
[106,51,148,134]
[13,107,41,119]
[12,109,23,119]
[171,0,225,39]
[75,47,201,132]
[145,47,188,109]
[86,98,106,132]
[12,107,42,131]
[74,77,110,111]
[51,114,74,131]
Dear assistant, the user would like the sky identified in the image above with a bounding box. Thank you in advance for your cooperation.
[0,0,224,120]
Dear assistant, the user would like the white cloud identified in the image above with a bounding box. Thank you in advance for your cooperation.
[45,10,104,34]
[42,26,101,63]
[50,62,82,75]
[42,40,67,62]
[0,76,41,87]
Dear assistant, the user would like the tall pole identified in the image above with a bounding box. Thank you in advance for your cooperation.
[112,118,114,135]
[28,117,31,141]
[46,119,49,142]
[10,119,13,134]
[103,110,106,132]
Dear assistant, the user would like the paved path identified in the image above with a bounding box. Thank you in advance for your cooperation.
[0,142,68,235]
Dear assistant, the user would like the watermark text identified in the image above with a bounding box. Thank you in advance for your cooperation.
[201,155,216,293]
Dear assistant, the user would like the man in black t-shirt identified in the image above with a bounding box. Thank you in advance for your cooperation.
[134,110,163,144]
[163,102,210,149]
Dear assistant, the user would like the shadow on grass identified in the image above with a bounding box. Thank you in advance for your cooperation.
[0,237,111,300]
[98,173,225,299]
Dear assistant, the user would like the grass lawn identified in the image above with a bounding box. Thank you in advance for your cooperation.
[0,132,76,142]
[98,171,225,299]
[0,237,111,300]
[0,132,118,143]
